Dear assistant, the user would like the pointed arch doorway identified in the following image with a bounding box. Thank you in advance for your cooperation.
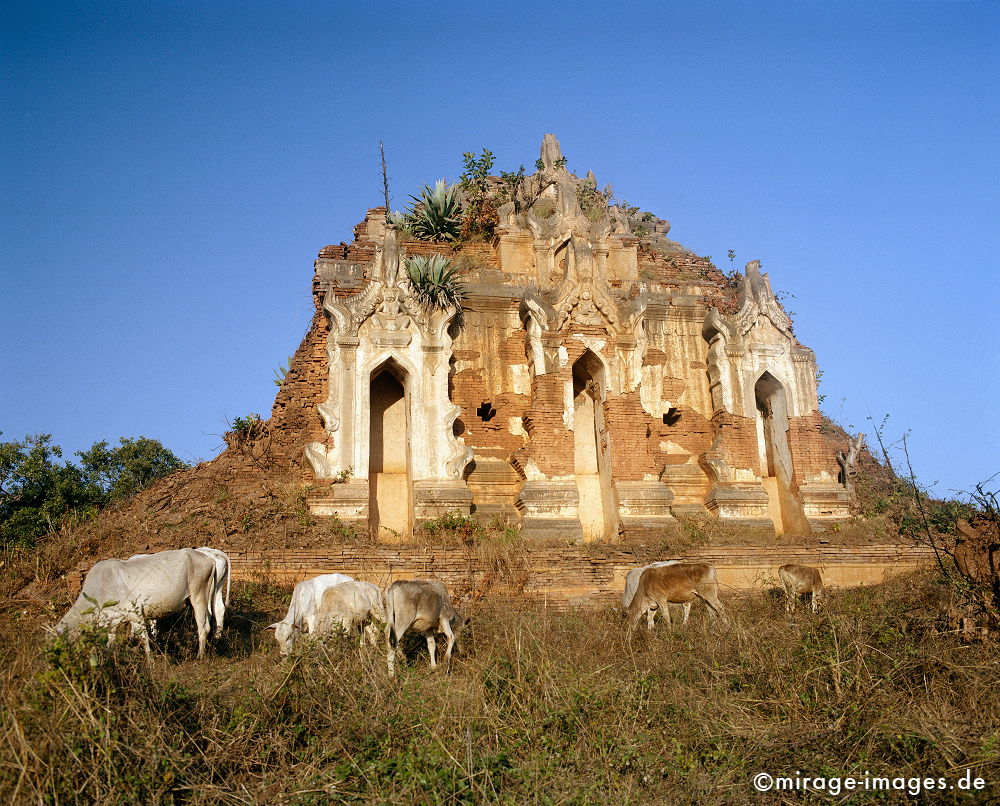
[754,372,809,535]
[369,361,411,539]
[573,351,619,541]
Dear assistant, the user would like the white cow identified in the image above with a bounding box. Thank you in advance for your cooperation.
[195,546,231,638]
[127,547,231,640]
[266,573,354,656]
[778,563,824,613]
[314,581,386,647]
[56,549,217,658]
[385,579,468,677]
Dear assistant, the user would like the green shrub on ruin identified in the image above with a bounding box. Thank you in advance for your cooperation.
[405,254,465,310]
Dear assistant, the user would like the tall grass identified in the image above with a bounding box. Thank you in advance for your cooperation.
[2,572,997,804]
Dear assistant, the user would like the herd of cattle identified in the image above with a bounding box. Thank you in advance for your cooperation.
[55,548,825,675]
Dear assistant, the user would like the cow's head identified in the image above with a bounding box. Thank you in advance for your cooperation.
[450,614,472,652]
[265,621,301,656]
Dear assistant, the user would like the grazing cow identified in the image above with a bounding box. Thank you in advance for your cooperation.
[778,563,824,613]
[385,580,467,677]
[56,549,217,658]
[625,562,725,634]
[314,581,386,647]
[195,547,231,639]
[622,560,683,624]
[266,573,354,656]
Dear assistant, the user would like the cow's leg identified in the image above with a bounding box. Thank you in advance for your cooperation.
[785,587,795,614]
[188,589,211,660]
[810,589,820,613]
[212,586,226,639]
[680,602,692,625]
[426,633,437,668]
[441,619,457,675]
[387,617,412,678]
[127,612,151,654]
[386,622,398,677]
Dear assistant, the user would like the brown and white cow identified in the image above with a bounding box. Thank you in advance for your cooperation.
[385,580,467,677]
[778,563,824,613]
[625,562,725,634]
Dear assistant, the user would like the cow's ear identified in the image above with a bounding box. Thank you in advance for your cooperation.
[265,623,279,632]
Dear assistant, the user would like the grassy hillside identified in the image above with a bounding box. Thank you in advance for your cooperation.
[2,571,997,805]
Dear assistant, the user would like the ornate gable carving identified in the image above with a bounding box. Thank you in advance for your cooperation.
[734,259,793,337]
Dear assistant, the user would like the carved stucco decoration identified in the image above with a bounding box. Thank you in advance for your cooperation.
[699,432,735,485]
[702,308,738,416]
[734,259,793,337]
[305,226,472,482]
[519,289,556,377]
[701,259,811,421]
[556,282,619,331]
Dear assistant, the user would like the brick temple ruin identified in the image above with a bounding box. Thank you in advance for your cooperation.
[273,135,852,541]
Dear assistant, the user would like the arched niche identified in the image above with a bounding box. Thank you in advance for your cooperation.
[754,371,809,535]
[572,349,619,541]
[369,359,411,539]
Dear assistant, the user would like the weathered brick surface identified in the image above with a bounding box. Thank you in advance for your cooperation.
[519,372,574,477]
[788,412,842,481]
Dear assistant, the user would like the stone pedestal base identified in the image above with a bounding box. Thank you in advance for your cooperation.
[412,479,473,523]
[660,463,711,518]
[705,483,772,525]
[516,479,583,540]
[616,481,675,529]
[308,478,476,527]
[307,481,369,520]
[466,457,521,519]
[799,483,853,529]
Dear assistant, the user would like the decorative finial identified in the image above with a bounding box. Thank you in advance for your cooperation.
[539,134,563,170]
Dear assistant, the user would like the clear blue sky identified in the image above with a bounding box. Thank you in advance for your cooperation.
[2,1,997,499]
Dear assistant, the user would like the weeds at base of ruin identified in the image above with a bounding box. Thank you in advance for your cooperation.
[2,571,998,804]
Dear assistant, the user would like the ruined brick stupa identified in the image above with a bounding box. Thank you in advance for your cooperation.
[273,135,851,541]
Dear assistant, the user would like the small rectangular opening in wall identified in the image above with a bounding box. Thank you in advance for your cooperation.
[663,407,680,425]
[477,402,497,422]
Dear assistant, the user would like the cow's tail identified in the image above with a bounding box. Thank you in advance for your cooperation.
[223,553,231,605]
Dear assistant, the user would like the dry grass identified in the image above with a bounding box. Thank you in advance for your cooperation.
[2,571,998,805]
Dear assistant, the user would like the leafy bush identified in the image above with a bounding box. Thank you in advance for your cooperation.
[77,436,188,503]
[458,149,499,241]
[0,433,185,547]
[404,254,464,310]
[576,178,612,221]
[0,434,96,546]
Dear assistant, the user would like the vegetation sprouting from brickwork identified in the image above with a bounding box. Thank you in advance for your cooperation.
[404,254,465,310]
